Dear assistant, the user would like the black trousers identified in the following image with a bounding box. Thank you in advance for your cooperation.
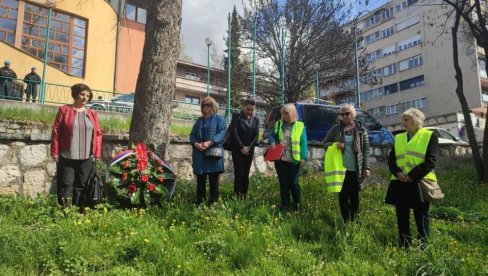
[0,81,12,99]
[196,172,220,204]
[231,149,254,198]
[339,171,359,223]
[275,160,301,209]
[25,85,38,102]
[56,157,92,207]
[395,202,430,248]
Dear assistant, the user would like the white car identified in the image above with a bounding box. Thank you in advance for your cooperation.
[425,127,468,145]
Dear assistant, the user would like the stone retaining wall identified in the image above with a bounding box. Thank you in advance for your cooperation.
[0,119,472,197]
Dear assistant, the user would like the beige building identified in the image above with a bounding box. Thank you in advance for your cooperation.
[330,0,486,141]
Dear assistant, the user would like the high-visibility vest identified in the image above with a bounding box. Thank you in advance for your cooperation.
[324,142,346,193]
[274,120,304,162]
[390,128,437,181]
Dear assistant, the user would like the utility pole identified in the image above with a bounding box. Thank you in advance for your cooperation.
[226,13,232,119]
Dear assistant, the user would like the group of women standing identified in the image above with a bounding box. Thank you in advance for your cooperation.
[189,98,439,249]
[50,88,438,249]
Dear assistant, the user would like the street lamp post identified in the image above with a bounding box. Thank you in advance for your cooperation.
[226,13,232,120]
[313,63,320,103]
[252,16,257,99]
[40,0,56,104]
[353,17,362,108]
[205,37,213,97]
[279,17,285,105]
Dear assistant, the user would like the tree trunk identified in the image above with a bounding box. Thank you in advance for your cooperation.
[482,45,488,183]
[451,9,485,182]
[129,0,182,159]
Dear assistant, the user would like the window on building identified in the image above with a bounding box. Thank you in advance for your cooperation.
[185,95,200,105]
[398,35,422,51]
[386,104,399,115]
[0,0,18,45]
[396,15,420,31]
[365,13,381,28]
[384,83,398,95]
[382,7,393,20]
[382,26,394,38]
[399,55,423,71]
[21,3,87,77]
[368,106,385,119]
[125,3,146,24]
[366,49,382,62]
[396,0,418,12]
[383,63,396,76]
[185,72,200,81]
[360,87,384,102]
[365,31,381,45]
[401,97,427,110]
[383,45,396,56]
[399,75,425,91]
[479,59,487,78]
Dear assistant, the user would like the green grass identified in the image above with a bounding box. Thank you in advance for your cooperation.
[170,123,193,137]
[0,160,487,275]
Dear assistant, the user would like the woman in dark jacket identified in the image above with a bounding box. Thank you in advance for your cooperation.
[385,108,439,249]
[231,97,260,198]
[322,104,371,223]
[189,97,227,205]
[50,83,102,209]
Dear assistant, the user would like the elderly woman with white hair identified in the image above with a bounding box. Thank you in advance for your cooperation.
[323,104,371,223]
[385,108,439,249]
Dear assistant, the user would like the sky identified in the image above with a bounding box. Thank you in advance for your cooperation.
[181,0,389,65]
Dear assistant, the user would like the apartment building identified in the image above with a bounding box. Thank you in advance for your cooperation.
[331,0,486,140]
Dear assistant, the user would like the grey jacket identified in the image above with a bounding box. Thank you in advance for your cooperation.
[322,121,371,188]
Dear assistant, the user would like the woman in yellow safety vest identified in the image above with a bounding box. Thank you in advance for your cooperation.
[385,108,439,249]
[322,104,371,223]
[268,103,308,211]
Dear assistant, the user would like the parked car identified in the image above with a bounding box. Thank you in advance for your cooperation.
[392,127,468,145]
[87,93,134,113]
[425,127,468,145]
[263,103,394,145]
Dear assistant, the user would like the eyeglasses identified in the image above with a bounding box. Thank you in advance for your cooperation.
[339,112,351,116]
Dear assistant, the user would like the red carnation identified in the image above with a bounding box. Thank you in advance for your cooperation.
[158,176,164,183]
[124,159,130,168]
[148,183,156,192]
[141,175,149,183]
[122,172,128,182]
[157,167,164,173]
[128,184,137,193]
[135,143,148,161]
[137,160,148,172]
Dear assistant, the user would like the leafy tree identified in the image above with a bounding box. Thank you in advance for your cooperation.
[224,6,251,109]
[442,0,488,183]
[129,0,182,158]
[241,0,371,105]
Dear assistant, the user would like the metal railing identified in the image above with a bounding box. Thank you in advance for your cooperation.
[0,79,266,126]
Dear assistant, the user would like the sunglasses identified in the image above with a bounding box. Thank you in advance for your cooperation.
[202,104,212,108]
[339,112,351,116]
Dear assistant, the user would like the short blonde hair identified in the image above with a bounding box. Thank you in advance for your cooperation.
[339,104,357,119]
[281,103,299,123]
[401,108,425,129]
[201,96,218,114]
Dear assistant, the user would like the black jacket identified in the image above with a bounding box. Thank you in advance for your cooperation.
[385,131,439,206]
[231,111,259,151]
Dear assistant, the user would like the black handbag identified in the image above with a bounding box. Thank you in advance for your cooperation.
[87,160,104,206]
[223,113,236,151]
[204,147,224,158]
